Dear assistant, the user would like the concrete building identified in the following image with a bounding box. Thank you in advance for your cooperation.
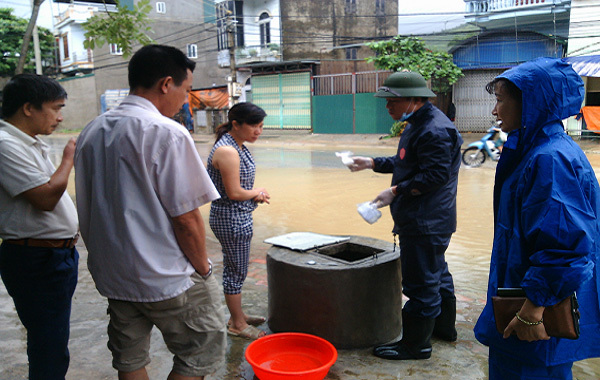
[450,0,572,132]
[215,0,282,67]
[54,4,97,75]
[567,0,600,57]
[214,0,398,64]
[46,0,398,130]
[464,0,571,35]
[210,0,398,132]
[49,0,228,123]
[564,1,600,133]
[279,0,397,61]
[88,0,227,113]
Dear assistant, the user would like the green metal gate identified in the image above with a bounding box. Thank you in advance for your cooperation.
[251,72,312,130]
[312,71,394,134]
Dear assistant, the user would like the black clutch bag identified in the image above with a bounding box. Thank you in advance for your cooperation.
[491,288,580,339]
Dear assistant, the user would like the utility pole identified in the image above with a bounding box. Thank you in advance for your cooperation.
[31,0,42,74]
[17,0,43,74]
[226,14,239,108]
[33,23,42,74]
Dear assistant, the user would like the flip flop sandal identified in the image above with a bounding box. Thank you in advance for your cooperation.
[227,316,266,327]
[246,315,266,326]
[227,325,265,340]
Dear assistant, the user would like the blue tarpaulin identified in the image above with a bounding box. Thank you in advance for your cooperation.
[563,55,600,77]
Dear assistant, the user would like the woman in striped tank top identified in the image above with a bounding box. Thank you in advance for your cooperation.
[207,103,270,340]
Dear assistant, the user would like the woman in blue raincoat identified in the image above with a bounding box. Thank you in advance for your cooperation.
[474,57,600,379]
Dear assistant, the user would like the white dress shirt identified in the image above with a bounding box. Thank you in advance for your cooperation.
[75,95,219,302]
[0,120,78,240]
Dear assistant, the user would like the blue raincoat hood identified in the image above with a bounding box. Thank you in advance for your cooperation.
[493,58,585,221]
[497,57,584,153]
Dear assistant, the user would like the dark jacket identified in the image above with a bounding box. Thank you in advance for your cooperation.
[373,102,462,236]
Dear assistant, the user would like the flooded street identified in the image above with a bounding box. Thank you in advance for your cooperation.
[1,134,600,379]
[234,143,497,312]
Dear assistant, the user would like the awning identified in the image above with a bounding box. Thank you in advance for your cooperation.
[563,55,600,78]
[581,106,600,134]
[188,87,229,110]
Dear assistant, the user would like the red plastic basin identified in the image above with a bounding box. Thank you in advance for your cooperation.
[245,332,338,380]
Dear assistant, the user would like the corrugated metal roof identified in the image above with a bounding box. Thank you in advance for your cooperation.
[563,55,600,78]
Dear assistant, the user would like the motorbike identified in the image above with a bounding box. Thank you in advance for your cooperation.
[461,126,503,167]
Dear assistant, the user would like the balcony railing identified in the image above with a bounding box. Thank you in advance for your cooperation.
[466,0,556,13]
[218,45,281,67]
[235,45,281,64]
[61,50,94,72]
[62,50,93,64]
[54,5,96,26]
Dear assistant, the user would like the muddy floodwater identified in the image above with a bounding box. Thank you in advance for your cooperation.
[1,135,600,379]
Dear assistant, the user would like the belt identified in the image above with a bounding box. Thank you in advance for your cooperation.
[4,234,79,249]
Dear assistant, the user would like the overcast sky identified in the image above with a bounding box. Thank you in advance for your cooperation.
[4,0,55,29]
[399,0,466,13]
[398,0,468,34]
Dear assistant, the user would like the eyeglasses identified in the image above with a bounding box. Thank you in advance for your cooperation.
[377,86,403,97]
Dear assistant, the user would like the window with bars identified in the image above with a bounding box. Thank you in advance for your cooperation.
[345,47,357,60]
[109,43,123,55]
[62,34,69,60]
[375,0,385,15]
[187,44,198,59]
[259,12,271,47]
[345,0,357,15]
[216,1,244,51]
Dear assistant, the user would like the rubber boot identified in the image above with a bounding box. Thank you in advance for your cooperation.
[373,311,435,360]
[433,297,457,342]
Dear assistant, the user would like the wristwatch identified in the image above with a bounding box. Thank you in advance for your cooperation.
[200,259,213,280]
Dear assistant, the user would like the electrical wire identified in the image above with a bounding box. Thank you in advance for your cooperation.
[36,1,595,77]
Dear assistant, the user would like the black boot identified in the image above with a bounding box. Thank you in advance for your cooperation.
[373,311,435,360]
[433,297,457,342]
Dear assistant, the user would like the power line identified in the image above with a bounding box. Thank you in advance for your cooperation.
[60,2,600,76]
[89,23,218,64]
[90,25,598,72]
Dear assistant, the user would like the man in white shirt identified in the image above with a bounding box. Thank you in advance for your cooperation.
[75,45,225,380]
[0,74,79,380]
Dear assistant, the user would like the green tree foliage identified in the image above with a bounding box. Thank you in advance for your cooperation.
[366,36,463,93]
[0,7,55,76]
[83,0,153,59]
[390,120,407,137]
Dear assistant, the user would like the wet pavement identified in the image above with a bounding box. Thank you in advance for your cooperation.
[1,131,600,379]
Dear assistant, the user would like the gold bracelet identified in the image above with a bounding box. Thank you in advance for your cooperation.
[515,312,543,326]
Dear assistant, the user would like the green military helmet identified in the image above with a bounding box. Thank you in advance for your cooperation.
[374,71,436,98]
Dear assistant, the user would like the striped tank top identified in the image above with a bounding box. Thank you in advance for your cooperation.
[207,132,258,213]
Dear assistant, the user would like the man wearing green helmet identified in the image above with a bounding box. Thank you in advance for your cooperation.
[350,71,463,360]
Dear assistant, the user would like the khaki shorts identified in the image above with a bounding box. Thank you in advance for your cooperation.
[106,273,226,377]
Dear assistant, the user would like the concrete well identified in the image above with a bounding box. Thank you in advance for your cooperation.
[266,235,402,349]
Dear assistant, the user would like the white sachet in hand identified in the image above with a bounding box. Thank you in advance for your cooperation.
[335,151,354,167]
[357,201,382,224]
